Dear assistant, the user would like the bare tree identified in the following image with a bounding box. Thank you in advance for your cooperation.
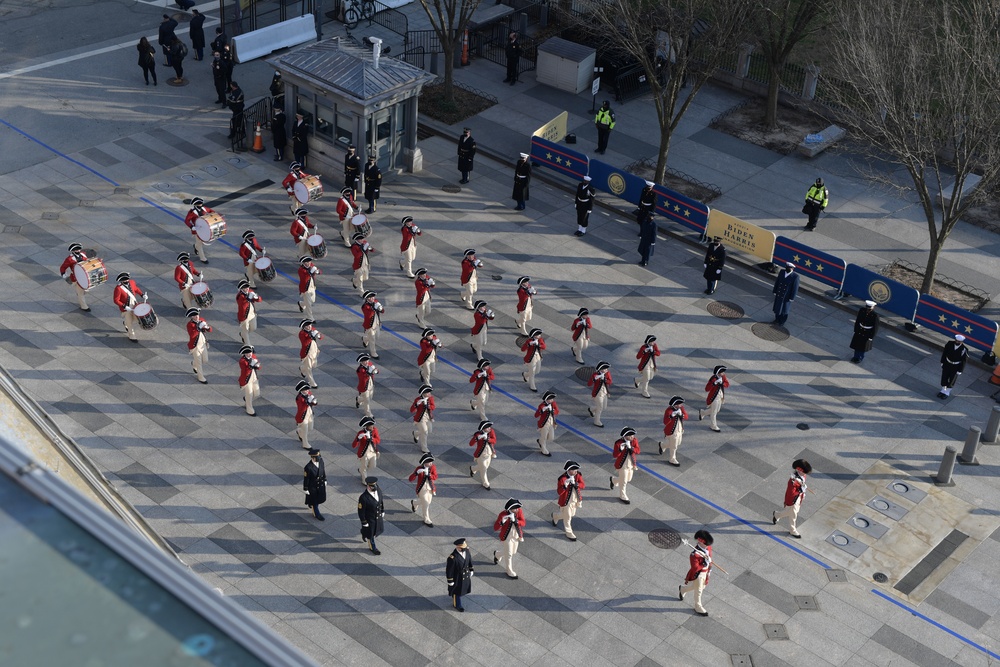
[752,0,826,130]
[826,0,1000,295]
[417,0,483,105]
[583,0,752,182]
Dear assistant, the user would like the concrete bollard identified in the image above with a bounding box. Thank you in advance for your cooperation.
[984,406,1000,444]
[958,426,981,465]
[935,446,957,486]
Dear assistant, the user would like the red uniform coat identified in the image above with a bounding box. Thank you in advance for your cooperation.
[299,328,322,358]
[59,251,88,284]
[470,367,494,395]
[289,215,313,242]
[471,309,493,335]
[521,336,546,362]
[410,395,435,422]
[637,343,660,371]
[516,285,532,313]
[494,507,525,541]
[469,429,497,458]
[238,354,260,386]
[362,300,382,329]
[336,195,355,221]
[112,280,145,312]
[685,544,712,584]
[705,373,730,405]
[238,238,264,266]
[571,315,592,341]
[298,264,320,293]
[663,405,688,436]
[351,242,370,271]
[460,257,477,285]
[186,318,212,349]
[356,363,376,392]
[588,369,612,397]
[784,473,807,507]
[415,276,433,305]
[408,464,438,494]
[418,337,439,365]
[295,391,317,423]
[400,224,421,251]
[352,427,381,457]
[613,437,639,469]
[282,171,310,192]
[535,400,559,427]
[184,205,215,231]
[236,289,261,323]
[174,260,201,289]
[556,472,585,506]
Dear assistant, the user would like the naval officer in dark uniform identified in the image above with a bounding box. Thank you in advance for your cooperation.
[446,538,474,612]
[358,476,385,555]
[303,448,327,521]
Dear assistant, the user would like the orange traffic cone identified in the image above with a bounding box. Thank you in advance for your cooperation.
[251,122,265,153]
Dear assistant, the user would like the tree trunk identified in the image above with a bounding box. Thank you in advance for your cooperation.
[764,61,782,131]
[442,43,455,105]
[654,123,673,183]
[921,238,942,296]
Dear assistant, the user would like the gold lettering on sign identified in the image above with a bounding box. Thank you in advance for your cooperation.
[706,210,776,262]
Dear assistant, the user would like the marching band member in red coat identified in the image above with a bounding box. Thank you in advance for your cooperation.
[184,197,214,263]
[587,361,613,427]
[238,230,265,288]
[336,187,357,247]
[59,243,91,311]
[295,380,318,450]
[534,391,558,457]
[679,529,713,616]
[281,162,311,199]
[353,416,380,485]
[552,460,584,541]
[460,248,481,309]
[399,216,421,278]
[515,276,536,335]
[470,300,495,361]
[174,251,203,310]
[493,498,525,579]
[112,272,146,342]
[634,334,660,399]
[297,255,321,320]
[773,459,812,539]
[659,396,688,466]
[298,319,322,388]
[470,358,494,421]
[408,452,438,527]
[414,267,435,327]
[469,420,497,490]
[699,365,729,432]
[351,233,373,294]
[355,353,378,418]
[236,279,261,346]
[238,344,261,416]
[521,327,545,393]
[186,307,211,384]
[418,327,442,384]
[610,427,639,504]
[410,384,435,453]
[570,307,592,365]
[361,291,383,359]
[289,207,314,257]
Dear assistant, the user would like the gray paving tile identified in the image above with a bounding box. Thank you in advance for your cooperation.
[738,491,779,522]
[732,570,799,617]
[739,377,842,428]
[36,184,80,209]
[869,625,960,667]
[79,146,121,167]
[115,461,180,503]
[113,137,179,170]
[808,378,867,409]
[207,525,277,571]
[922,415,970,442]
[0,323,55,367]
[48,396,114,433]
[148,128,212,160]
[688,127,783,169]
[713,443,777,479]
[100,375,200,437]
[681,615,759,654]
[650,484,720,527]
[795,448,858,484]
[924,589,990,630]
[306,594,430,666]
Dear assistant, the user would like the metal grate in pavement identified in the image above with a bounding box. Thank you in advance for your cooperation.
[647,527,681,549]
[707,301,745,319]
[751,322,789,341]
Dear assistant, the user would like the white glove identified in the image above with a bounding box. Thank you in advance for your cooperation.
[716,269,721,274]
[305,490,309,495]
[125,306,133,312]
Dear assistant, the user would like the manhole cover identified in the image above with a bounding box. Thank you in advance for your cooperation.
[873,572,888,583]
[648,528,681,549]
[114,187,130,195]
[826,569,847,583]
[491,274,503,281]
[796,423,810,430]
[891,482,910,493]
[873,499,890,511]
[794,596,818,610]
[730,656,752,667]
[751,322,790,341]
[3,226,21,233]
[763,624,788,640]
[707,301,745,320]
[442,184,461,193]
[832,534,849,546]
[78,200,95,208]
[153,183,173,192]
[225,157,250,169]
[574,366,595,381]
[41,212,60,220]
[852,517,870,529]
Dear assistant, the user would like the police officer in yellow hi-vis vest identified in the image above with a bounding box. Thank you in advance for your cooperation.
[803,177,829,230]
[595,100,616,154]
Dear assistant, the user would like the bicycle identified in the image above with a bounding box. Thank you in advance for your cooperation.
[344,0,376,30]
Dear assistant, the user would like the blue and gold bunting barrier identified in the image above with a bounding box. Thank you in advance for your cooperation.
[843,265,919,321]
[529,136,589,180]
[773,236,846,290]
[915,294,997,353]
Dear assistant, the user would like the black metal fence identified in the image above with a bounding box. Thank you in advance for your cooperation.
[611,63,663,103]
[470,18,538,75]
[230,95,274,152]
[369,0,408,38]
[395,46,426,70]
[406,29,444,54]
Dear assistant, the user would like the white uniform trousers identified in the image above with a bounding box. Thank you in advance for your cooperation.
[635,364,656,398]
[680,571,708,614]
[300,342,318,387]
[190,337,208,382]
[352,258,369,294]
[572,335,589,364]
[193,236,208,262]
[523,355,541,392]
[340,218,354,247]
[553,495,580,537]
[358,449,377,484]
[363,322,380,358]
[239,311,256,345]
[419,354,436,385]
[413,484,433,525]
[357,385,374,418]
[242,374,259,415]
[416,293,431,326]
[660,423,683,464]
[72,282,89,310]
[612,457,635,501]
[400,245,417,277]
[516,301,533,334]
[537,420,555,455]
[299,284,316,321]
[296,411,313,449]
[471,386,490,420]
[591,387,608,426]
[244,263,258,289]
[413,416,432,453]
[471,450,493,489]
[123,311,139,340]
[774,496,802,537]
[701,394,723,429]
[180,285,194,310]
[497,531,521,577]
[461,275,477,308]
[295,237,309,257]
[472,328,488,360]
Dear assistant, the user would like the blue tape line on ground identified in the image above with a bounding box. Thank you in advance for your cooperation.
[0,118,121,187]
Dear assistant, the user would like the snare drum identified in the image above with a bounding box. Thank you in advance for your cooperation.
[293,175,323,205]
[73,258,108,290]
[194,212,227,244]
[133,303,158,330]
[306,234,327,259]
[190,281,214,308]
[351,214,372,237]
[255,257,276,282]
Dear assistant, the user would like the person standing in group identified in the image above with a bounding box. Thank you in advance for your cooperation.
[469,420,497,491]
[184,197,215,263]
[292,112,309,167]
[303,448,327,521]
[771,262,799,326]
[552,460,584,541]
[594,100,616,154]
[938,334,968,399]
[337,187,358,248]
[112,272,146,342]
[351,234,374,294]
[297,255,320,320]
[353,417,380,485]
[803,177,829,231]
[703,237,726,295]
[515,276,536,335]
[446,539,474,612]
[221,44,235,86]
[414,268,435,327]
[399,216,421,278]
[493,498,525,579]
[226,81,245,140]
[271,107,286,161]
[409,453,437,527]
[638,209,656,267]
[574,175,595,236]
[361,290,383,359]
[358,477,385,556]
[418,328,442,385]
[168,37,187,82]
[512,153,531,211]
[634,334,660,399]
[157,14,177,66]
[298,318,322,389]
[504,31,521,85]
[269,71,284,107]
[211,27,227,56]
[521,328,546,393]
[344,144,361,196]
[176,0,195,11]
[457,128,476,183]
[186,308,211,385]
[59,243,92,311]
[136,37,157,86]
[173,252,202,310]
[570,307,592,365]
[189,9,205,60]
[534,391,558,457]
[294,380,317,450]
[698,366,728,433]
[289,208,314,257]
[363,155,381,214]
[850,301,880,364]
[773,459,812,539]
[211,52,227,104]
[236,279,261,346]
[587,361,612,428]
[470,358,494,421]
[237,344,261,416]
[470,300,495,362]
[460,248,481,308]
[609,427,639,504]
[678,529,713,617]
[659,396,688,467]
[410,384,435,453]
[355,353,378,418]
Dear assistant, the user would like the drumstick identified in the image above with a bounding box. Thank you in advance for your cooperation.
[680,538,729,575]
